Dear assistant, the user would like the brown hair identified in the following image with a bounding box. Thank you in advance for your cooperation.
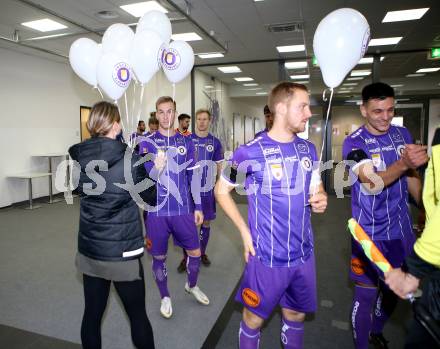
[196,108,211,119]
[268,82,308,116]
[86,101,120,137]
[155,96,176,110]
[148,116,159,126]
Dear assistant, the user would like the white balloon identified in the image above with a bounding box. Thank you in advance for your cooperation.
[161,41,194,84]
[313,8,370,88]
[102,23,134,59]
[129,30,165,84]
[137,10,172,44]
[69,38,101,87]
[97,53,132,101]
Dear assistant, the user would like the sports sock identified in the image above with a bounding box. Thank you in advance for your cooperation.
[239,321,260,349]
[281,318,304,349]
[351,285,377,349]
[152,257,169,298]
[186,255,201,288]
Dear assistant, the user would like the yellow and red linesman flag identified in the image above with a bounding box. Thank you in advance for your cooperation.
[347,218,392,273]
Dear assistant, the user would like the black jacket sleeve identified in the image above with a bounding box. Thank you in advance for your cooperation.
[132,154,157,207]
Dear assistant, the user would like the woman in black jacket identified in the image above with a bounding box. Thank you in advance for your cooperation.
[69,101,159,349]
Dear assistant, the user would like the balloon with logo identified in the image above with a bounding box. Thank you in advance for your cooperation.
[69,38,101,87]
[162,40,194,84]
[313,8,370,88]
[137,10,172,44]
[102,23,134,60]
[97,52,132,101]
[129,30,165,84]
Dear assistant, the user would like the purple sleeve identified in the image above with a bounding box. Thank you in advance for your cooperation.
[142,137,157,176]
[213,138,224,162]
[402,127,414,144]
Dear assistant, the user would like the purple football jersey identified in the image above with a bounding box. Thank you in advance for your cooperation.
[342,125,414,241]
[140,131,201,217]
[191,133,224,197]
[222,133,319,267]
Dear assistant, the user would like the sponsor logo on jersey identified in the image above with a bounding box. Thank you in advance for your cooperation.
[381,145,395,152]
[300,157,312,171]
[397,145,405,156]
[270,163,283,180]
[242,288,260,308]
[284,156,298,162]
[371,154,381,168]
[297,142,309,153]
[206,144,214,152]
[177,146,187,155]
[365,138,376,145]
[351,129,362,138]
[351,257,365,275]
[369,147,381,153]
[263,147,281,156]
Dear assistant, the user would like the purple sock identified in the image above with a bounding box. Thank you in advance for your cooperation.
[352,285,377,349]
[371,286,398,334]
[200,226,211,255]
[239,321,260,349]
[152,257,169,298]
[281,318,304,349]
[186,255,200,288]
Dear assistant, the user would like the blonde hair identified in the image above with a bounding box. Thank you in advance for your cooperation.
[86,101,120,137]
[155,96,176,110]
[268,82,308,116]
[196,108,211,119]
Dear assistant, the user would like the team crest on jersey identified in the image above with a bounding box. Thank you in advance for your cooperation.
[300,157,312,171]
[270,163,283,180]
[206,144,214,152]
[371,154,381,167]
[242,288,260,308]
[397,145,405,156]
[297,143,309,154]
[392,132,403,142]
[177,146,187,155]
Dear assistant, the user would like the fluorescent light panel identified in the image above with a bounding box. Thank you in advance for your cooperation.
[391,84,404,88]
[245,88,262,91]
[234,77,254,82]
[120,1,168,17]
[406,73,425,77]
[351,70,371,77]
[277,45,305,53]
[416,67,440,73]
[358,56,385,64]
[256,92,268,95]
[21,18,67,32]
[285,61,308,69]
[382,8,429,23]
[369,37,402,46]
[171,32,202,41]
[290,74,309,79]
[296,81,309,84]
[343,83,358,86]
[243,83,258,86]
[198,53,224,59]
[218,66,241,73]
[347,77,364,81]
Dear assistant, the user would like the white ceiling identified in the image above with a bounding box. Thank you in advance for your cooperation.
[1,0,439,98]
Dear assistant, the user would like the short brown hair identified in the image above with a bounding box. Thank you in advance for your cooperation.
[196,108,211,119]
[268,82,308,116]
[87,101,120,137]
[148,116,159,126]
[155,96,176,110]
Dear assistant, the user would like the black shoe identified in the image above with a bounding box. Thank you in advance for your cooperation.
[177,258,187,273]
[201,254,211,266]
[369,333,389,349]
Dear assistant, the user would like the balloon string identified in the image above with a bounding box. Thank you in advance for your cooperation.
[115,100,127,141]
[124,91,130,147]
[96,87,104,99]
[137,84,145,135]
[131,82,137,148]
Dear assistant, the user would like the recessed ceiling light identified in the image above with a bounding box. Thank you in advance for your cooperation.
[358,56,385,64]
[171,32,202,41]
[406,73,425,77]
[291,74,309,79]
[120,1,168,17]
[95,10,120,20]
[382,8,429,23]
[343,83,358,86]
[245,88,262,91]
[204,85,214,89]
[416,67,440,73]
[198,53,224,59]
[390,84,404,88]
[351,70,371,77]
[21,18,67,32]
[369,37,402,46]
[218,66,241,73]
[234,77,254,82]
[285,61,308,69]
[256,92,268,95]
[296,80,309,84]
[276,45,305,53]
[243,83,258,86]
[347,77,364,81]
[254,0,265,2]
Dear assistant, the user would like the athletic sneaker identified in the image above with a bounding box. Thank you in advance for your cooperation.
[369,333,389,349]
[201,254,211,266]
[185,283,210,305]
[177,258,186,273]
[160,297,173,318]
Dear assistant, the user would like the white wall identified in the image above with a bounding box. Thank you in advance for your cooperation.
[0,47,191,208]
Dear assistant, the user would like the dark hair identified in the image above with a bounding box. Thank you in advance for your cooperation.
[87,101,120,137]
[138,120,145,126]
[148,116,159,125]
[264,105,271,115]
[268,82,308,115]
[178,113,191,121]
[362,82,395,103]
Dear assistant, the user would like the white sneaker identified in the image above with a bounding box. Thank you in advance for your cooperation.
[160,297,172,318]
[185,283,210,305]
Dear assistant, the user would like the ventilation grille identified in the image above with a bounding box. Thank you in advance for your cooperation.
[267,22,303,33]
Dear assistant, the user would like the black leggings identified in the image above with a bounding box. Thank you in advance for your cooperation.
[81,264,155,349]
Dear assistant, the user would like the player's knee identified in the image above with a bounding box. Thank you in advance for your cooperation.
[186,248,201,257]
[243,308,264,329]
[282,308,305,322]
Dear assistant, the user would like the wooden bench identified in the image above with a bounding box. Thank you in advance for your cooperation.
[8,172,52,209]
